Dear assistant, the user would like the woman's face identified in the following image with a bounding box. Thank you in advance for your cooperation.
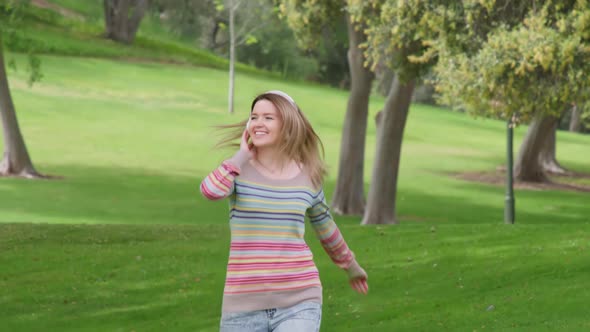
[248,99,283,149]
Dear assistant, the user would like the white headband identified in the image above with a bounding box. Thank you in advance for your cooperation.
[248,91,298,129]
[265,90,297,107]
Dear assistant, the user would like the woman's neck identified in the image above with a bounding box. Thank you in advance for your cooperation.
[254,148,288,173]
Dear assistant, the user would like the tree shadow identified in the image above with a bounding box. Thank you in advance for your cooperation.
[0,164,228,225]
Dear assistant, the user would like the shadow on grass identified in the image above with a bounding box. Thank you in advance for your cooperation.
[399,180,590,224]
[1,163,588,226]
[0,164,229,225]
[0,223,227,331]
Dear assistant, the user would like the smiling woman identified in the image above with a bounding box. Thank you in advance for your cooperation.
[248,99,282,150]
[200,90,369,332]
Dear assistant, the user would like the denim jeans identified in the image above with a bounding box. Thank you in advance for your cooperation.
[220,301,322,332]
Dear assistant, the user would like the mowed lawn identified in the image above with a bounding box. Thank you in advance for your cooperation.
[1,54,589,331]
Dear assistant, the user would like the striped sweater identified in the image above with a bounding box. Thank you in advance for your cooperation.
[200,151,357,312]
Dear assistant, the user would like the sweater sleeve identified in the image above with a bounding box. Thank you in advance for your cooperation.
[306,189,355,269]
[200,150,250,200]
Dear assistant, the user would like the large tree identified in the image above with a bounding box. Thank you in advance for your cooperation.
[349,0,438,224]
[347,0,587,223]
[538,112,570,175]
[103,0,149,44]
[0,0,41,178]
[279,0,374,215]
[435,1,590,182]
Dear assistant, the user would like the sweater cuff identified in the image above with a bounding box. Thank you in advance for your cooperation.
[226,150,251,171]
[345,259,366,280]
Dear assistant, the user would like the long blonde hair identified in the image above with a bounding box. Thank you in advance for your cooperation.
[216,91,327,189]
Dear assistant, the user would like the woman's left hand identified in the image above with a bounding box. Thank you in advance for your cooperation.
[350,276,369,295]
[346,260,368,295]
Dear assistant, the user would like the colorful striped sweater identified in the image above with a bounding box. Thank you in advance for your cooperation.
[200,151,358,312]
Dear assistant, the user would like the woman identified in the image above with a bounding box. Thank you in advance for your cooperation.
[200,90,368,332]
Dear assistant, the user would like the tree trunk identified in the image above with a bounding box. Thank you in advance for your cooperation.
[330,15,374,216]
[208,18,227,50]
[569,104,582,132]
[227,0,237,114]
[514,113,556,182]
[103,0,148,44]
[539,117,567,174]
[104,0,114,37]
[362,76,415,225]
[0,38,40,178]
[126,0,148,44]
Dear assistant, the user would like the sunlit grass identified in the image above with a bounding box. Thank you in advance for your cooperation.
[0,51,589,331]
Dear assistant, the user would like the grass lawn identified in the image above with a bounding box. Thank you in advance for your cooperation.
[1,53,589,331]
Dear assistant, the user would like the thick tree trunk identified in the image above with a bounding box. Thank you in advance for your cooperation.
[539,117,567,174]
[104,0,148,44]
[127,0,148,42]
[362,76,415,225]
[330,15,374,216]
[569,104,582,133]
[514,113,556,182]
[227,0,236,114]
[0,39,40,178]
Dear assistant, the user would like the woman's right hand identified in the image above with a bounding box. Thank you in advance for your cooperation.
[240,129,256,160]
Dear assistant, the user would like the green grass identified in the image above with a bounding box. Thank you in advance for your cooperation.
[6,2,276,78]
[1,53,589,331]
[2,223,589,331]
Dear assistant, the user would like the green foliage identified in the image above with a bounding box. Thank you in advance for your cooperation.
[347,0,590,121]
[277,0,343,50]
[348,0,443,81]
[4,1,284,80]
[1,0,42,86]
[277,0,351,86]
[236,7,319,80]
[435,2,590,122]
[150,0,217,40]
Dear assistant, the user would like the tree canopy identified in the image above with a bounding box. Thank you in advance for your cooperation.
[435,1,590,123]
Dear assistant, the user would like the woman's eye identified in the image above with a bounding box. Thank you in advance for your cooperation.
[265,117,273,120]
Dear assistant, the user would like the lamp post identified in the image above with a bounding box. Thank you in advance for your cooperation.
[505,115,515,224]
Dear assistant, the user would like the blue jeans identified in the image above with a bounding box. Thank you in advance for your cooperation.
[220,301,322,332]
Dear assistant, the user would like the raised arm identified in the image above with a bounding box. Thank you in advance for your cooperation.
[200,160,241,200]
[307,189,369,294]
[200,130,254,200]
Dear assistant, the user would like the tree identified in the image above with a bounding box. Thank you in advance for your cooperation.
[347,0,587,223]
[435,2,590,182]
[213,0,272,114]
[0,0,42,178]
[349,0,438,224]
[514,114,559,182]
[279,0,374,215]
[364,76,415,224]
[330,13,374,215]
[539,111,570,174]
[103,0,149,44]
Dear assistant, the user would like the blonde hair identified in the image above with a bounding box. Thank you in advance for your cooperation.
[216,91,327,189]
